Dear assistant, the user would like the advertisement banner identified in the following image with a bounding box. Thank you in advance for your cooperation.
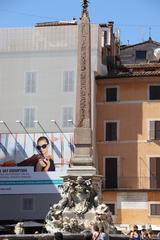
[0,133,74,194]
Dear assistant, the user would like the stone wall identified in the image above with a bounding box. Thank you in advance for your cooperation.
[0,234,159,240]
[0,234,83,240]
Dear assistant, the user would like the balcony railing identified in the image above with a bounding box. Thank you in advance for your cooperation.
[102,176,160,190]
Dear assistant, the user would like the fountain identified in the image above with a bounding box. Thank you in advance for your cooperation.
[45,0,117,235]
[1,1,117,238]
[45,176,116,234]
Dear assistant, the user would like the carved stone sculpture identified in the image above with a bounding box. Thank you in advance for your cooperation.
[45,176,116,234]
[14,222,25,235]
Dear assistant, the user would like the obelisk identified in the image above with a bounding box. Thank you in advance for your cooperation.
[68,0,96,176]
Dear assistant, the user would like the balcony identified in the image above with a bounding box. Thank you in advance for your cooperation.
[102,176,160,191]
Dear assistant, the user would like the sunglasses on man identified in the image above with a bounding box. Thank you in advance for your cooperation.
[36,144,48,151]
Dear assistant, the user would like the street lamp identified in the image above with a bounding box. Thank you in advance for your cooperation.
[67,119,75,127]
[0,120,14,135]
[33,120,39,123]
[16,120,37,149]
[51,120,71,144]
[34,120,48,137]
[51,119,56,123]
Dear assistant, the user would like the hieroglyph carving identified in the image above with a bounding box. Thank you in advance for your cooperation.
[78,22,91,127]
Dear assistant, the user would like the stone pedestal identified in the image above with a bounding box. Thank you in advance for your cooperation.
[68,127,96,175]
[67,165,96,176]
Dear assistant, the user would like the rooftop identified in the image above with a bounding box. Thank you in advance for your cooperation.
[120,37,160,50]
[35,20,78,27]
[96,62,160,79]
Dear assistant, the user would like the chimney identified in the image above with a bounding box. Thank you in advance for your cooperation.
[108,21,115,61]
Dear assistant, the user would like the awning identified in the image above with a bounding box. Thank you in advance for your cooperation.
[7,221,44,228]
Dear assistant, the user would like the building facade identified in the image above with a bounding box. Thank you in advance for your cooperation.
[96,62,160,229]
[0,23,107,133]
[120,38,160,64]
[0,22,109,221]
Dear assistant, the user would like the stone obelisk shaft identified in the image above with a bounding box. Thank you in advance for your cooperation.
[68,1,96,176]
[75,12,91,129]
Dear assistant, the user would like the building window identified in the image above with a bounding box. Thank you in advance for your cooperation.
[22,198,34,211]
[149,85,160,100]
[106,87,117,102]
[136,50,146,60]
[105,157,118,188]
[105,122,117,141]
[62,107,73,127]
[106,203,116,215]
[150,203,160,216]
[63,71,74,92]
[150,157,160,188]
[149,121,160,140]
[25,72,37,94]
[24,108,35,128]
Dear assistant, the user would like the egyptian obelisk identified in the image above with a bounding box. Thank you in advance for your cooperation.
[68,0,96,176]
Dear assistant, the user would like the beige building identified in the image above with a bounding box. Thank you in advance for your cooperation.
[120,38,160,64]
[96,62,160,228]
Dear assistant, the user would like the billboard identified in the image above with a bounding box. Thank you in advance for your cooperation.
[0,133,74,194]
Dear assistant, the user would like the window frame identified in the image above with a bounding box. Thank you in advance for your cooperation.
[103,155,120,189]
[104,202,117,216]
[104,120,119,142]
[24,71,38,95]
[148,119,160,141]
[62,70,75,93]
[149,156,160,189]
[148,84,160,101]
[105,86,119,102]
[23,106,36,129]
[61,106,74,128]
[135,50,146,60]
[20,196,35,212]
[149,202,160,217]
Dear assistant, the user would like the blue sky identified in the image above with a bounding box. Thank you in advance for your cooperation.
[0,0,160,44]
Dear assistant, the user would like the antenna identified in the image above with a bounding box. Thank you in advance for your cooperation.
[115,28,120,43]
[149,26,151,39]
[140,28,145,42]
